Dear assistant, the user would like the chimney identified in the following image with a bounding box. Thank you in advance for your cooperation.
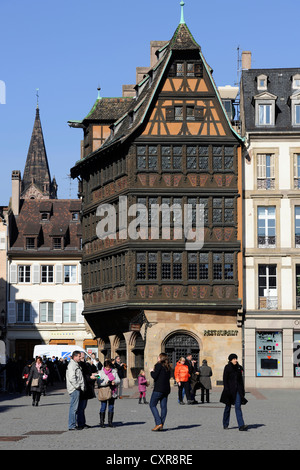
[150,41,169,67]
[242,51,251,70]
[11,170,21,216]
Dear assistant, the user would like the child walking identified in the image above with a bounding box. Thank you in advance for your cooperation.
[138,370,148,404]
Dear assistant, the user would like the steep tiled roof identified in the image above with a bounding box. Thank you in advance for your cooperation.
[70,22,242,178]
[9,199,82,255]
[82,97,133,123]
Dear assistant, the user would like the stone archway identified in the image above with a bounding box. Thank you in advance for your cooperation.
[162,330,200,376]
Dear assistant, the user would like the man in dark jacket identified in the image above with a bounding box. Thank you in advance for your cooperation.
[185,354,198,404]
[77,352,97,429]
[220,353,248,431]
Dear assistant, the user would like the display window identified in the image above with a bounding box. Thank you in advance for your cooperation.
[256,331,282,377]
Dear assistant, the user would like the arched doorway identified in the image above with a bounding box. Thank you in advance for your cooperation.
[163,331,200,376]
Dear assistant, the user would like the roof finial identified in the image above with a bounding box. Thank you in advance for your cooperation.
[180,1,185,24]
[97,85,101,100]
[36,88,39,109]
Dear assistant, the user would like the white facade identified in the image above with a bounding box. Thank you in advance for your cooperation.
[243,137,300,388]
[6,257,94,359]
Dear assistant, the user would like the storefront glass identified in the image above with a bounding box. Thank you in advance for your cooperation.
[256,331,282,377]
[293,332,300,377]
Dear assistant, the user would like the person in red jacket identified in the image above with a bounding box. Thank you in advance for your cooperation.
[174,357,193,404]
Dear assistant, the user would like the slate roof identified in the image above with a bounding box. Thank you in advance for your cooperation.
[9,199,82,255]
[241,67,300,132]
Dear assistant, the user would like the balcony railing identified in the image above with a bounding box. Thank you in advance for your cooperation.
[257,178,275,190]
[258,236,276,248]
[259,296,278,310]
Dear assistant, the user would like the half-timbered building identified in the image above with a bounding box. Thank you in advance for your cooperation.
[70,11,244,385]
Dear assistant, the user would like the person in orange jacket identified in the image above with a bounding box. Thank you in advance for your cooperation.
[174,357,193,404]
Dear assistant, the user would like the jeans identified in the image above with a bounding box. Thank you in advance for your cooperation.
[223,391,245,428]
[68,389,80,430]
[77,398,87,427]
[100,397,115,413]
[149,391,168,426]
[178,382,191,402]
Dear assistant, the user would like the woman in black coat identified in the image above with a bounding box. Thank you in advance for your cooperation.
[27,357,49,406]
[220,353,248,431]
[149,353,171,431]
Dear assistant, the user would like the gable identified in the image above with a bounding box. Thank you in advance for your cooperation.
[141,53,233,138]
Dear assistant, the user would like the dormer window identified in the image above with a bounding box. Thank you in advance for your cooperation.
[41,212,49,221]
[257,74,268,91]
[53,237,62,250]
[289,90,300,126]
[254,92,277,126]
[26,237,36,250]
[292,74,300,90]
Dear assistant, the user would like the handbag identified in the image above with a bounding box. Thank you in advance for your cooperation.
[31,378,39,387]
[98,385,112,401]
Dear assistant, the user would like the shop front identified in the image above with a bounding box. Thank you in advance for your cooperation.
[244,316,300,388]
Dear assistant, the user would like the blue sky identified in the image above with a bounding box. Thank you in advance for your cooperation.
[0,0,298,203]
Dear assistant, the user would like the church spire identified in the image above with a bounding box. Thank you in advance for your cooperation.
[21,101,57,199]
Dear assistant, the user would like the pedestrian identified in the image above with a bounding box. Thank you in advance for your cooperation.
[78,352,98,429]
[220,353,248,431]
[138,369,148,404]
[22,360,32,396]
[185,353,198,404]
[149,353,171,431]
[114,356,126,399]
[174,357,193,405]
[27,356,49,406]
[66,350,85,431]
[199,359,212,403]
[97,359,120,428]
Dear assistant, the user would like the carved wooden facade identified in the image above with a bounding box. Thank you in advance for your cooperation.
[70,22,244,340]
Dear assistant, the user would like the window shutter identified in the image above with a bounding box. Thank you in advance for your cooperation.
[294,153,298,178]
[7,301,16,324]
[166,107,174,121]
[32,264,40,284]
[0,231,6,250]
[194,107,204,120]
[55,264,63,284]
[257,154,266,178]
[54,301,62,323]
[78,263,82,284]
[10,264,17,284]
[270,154,275,178]
[77,300,85,323]
[31,301,39,324]
[168,64,176,77]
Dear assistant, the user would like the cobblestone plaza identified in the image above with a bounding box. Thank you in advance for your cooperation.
[0,384,299,452]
